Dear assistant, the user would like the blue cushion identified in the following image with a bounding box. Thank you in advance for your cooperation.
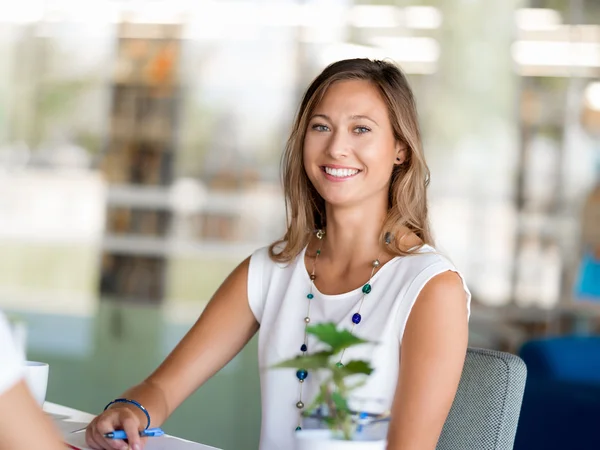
[519,336,600,383]
[514,378,600,450]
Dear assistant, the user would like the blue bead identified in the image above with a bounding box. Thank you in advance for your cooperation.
[307,293,314,299]
[301,344,307,352]
[296,369,308,381]
[352,313,362,324]
[295,426,302,431]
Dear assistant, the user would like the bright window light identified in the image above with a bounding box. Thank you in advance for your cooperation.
[0,1,45,23]
[585,82,600,111]
[404,6,442,30]
[347,6,401,28]
[512,41,600,67]
[369,37,440,63]
[515,8,562,30]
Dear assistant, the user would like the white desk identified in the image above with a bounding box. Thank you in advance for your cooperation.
[44,402,221,450]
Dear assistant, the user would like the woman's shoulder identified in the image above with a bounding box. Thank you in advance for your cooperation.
[388,244,468,294]
[250,242,282,264]
[388,244,471,337]
[399,244,455,272]
[247,242,305,323]
[249,241,305,276]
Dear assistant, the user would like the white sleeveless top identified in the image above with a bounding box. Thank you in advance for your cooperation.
[247,244,471,450]
[0,311,24,397]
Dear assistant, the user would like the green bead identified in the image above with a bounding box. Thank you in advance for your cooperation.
[307,293,314,299]
[362,283,372,294]
[295,426,302,431]
[316,249,321,255]
[336,362,344,368]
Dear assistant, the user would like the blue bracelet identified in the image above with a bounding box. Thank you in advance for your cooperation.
[104,398,151,430]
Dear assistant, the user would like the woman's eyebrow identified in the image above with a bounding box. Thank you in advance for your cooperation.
[350,114,378,126]
[310,113,379,126]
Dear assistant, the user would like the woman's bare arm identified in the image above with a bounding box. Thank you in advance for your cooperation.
[386,271,468,450]
[107,256,259,427]
[0,380,65,450]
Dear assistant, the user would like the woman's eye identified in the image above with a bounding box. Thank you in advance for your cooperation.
[355,126,371,134]
[312,124,330,132]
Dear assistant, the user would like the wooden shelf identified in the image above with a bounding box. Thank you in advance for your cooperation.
[99,23,184,302]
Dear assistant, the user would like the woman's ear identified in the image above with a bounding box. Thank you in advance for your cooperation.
[394,142,408,165]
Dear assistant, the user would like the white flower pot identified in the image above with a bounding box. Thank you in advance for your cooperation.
[295,430,386,450]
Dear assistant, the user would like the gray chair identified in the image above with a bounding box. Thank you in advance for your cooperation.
[437,348,527,450]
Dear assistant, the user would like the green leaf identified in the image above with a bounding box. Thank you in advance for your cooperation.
[302,391,324,416]
[322,416,336,428]
[338,360,374,377]
[306,322,370,354]
[271,351,332,370]
[346,378,369,392]
[331,391,350,414]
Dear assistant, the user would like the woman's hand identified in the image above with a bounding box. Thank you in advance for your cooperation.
[85,405,147,450]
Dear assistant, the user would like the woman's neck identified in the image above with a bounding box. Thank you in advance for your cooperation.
[319,201,389,269]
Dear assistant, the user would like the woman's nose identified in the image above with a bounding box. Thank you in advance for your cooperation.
[325,131,350,159]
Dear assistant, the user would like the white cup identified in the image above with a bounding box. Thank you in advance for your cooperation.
[23,361,49,406]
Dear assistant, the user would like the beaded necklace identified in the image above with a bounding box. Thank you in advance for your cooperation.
[294,229,392,431]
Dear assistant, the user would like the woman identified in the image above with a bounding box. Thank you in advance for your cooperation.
[86,58,470,450]
[0,311,65,450]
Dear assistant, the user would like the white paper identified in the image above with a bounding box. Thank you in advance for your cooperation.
[63,432,219,450]
[55,419,220,450]
[47,403,220,450]
[53,421,89,435]
[145,436,220,450]
[63,430,93,450]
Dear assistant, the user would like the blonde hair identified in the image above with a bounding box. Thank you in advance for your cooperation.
[270,58,433,262]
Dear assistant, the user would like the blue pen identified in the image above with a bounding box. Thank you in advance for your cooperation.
[104,427,164,439]
[356,412,369,433]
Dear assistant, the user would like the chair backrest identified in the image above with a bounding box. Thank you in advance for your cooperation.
[437,348,527,450]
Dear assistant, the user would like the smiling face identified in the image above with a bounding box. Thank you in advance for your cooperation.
[303,79,406,209]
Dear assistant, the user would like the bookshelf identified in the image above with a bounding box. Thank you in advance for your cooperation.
[99,22,182,304]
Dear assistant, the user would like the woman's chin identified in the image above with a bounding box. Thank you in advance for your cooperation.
[320,194,362,209]
[319,189,388,211]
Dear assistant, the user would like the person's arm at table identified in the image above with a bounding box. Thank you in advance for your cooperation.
[86,256,259,450]
[0,379,65,450]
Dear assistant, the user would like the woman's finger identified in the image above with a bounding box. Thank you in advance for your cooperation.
[85,431,104,450]
[121,415,142,450]
[95,417,128,450]
[85,419,105,450]
[87,427,111,450]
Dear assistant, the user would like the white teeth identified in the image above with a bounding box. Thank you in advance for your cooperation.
[324,167,359,178]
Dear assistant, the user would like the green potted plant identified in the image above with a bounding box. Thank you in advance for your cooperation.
[274,322,386,449]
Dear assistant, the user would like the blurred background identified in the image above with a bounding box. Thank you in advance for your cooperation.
[1,0,599,449]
